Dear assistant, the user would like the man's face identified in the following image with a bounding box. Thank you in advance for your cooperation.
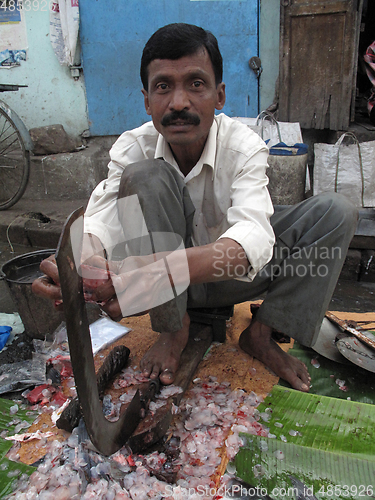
[142,49,225,153]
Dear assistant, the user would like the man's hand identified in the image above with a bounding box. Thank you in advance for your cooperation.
[85,255,168,321]
[32,233,109,312]
[31,250,157,321]
[31,254,63,310]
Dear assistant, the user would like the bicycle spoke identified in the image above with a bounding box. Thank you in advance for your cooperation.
[0,136,20,156]
[0,126,18,140]
[0,116,9,137]
[0,107,30,209]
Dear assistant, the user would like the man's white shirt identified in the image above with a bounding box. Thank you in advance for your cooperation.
[84,113,275,281]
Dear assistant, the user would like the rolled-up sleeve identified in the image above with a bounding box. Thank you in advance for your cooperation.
[218,150,275,281]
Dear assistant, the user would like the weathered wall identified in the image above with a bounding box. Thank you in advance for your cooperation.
[259,0,280,111]
[1,9,88,139]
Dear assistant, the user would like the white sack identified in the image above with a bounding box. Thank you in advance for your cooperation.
[313,132,375,208]
[233,114,303,147]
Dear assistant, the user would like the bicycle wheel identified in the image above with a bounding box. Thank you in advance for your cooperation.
[0,107,30,210]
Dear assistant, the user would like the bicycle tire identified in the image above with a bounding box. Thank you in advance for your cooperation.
[0,107,30,210]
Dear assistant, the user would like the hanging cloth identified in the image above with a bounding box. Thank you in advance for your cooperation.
[50,0,79,66]
[364,40,375,123]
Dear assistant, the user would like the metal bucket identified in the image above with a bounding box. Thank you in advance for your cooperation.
[267,143,308,206]
[267,153,308,205]
[1,249,64,339]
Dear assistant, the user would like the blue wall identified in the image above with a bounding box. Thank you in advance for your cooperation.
[79,0,260,136]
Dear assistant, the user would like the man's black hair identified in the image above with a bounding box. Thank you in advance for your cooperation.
[140,23,223,90]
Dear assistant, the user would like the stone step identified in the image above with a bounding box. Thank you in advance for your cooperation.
[22,137,115,201]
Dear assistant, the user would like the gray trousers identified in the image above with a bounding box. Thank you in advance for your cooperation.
[117,159,358,347]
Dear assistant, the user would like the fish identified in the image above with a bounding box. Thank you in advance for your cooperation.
[5,430,55,442]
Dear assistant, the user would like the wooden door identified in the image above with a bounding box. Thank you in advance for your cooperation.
[278,0,361,130]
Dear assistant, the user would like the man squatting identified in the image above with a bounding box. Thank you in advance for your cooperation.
[33,23,358,392]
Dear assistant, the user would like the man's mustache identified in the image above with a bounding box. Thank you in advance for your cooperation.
[161,110,200,127]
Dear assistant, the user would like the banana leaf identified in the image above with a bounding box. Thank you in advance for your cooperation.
[233,386,375,500]
[235,435,375,500]
[0,398,37,498]
[281,342,375,404]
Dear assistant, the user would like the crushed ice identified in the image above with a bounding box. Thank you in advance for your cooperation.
[273,450,285,460]
[310,358,320,369]
[6,378,267,499]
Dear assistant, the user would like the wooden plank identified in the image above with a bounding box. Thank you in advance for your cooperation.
[127,324,213,453]
[279,0,359,130]
[290,0,352,16]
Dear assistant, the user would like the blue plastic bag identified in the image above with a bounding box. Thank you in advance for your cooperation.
[0,326,12,351]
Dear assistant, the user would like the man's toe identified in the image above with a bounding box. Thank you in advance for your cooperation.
[297,362,311,386]
[141,361,151,377]
[289,372,310,392]
[159,369,175,385]
[299,381,310,392]
[141,357,159,379]
[149,362,162,380]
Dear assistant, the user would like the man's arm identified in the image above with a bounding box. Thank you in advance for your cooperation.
[186,238,250,284]
[84,237,250,320]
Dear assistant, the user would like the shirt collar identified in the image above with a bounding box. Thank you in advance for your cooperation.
[154,117,218,180]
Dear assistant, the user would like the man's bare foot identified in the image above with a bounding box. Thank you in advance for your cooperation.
[239,319,311,392]
[140,313,190,385]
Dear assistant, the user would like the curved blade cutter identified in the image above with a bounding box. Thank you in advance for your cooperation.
[55,207,150,456]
